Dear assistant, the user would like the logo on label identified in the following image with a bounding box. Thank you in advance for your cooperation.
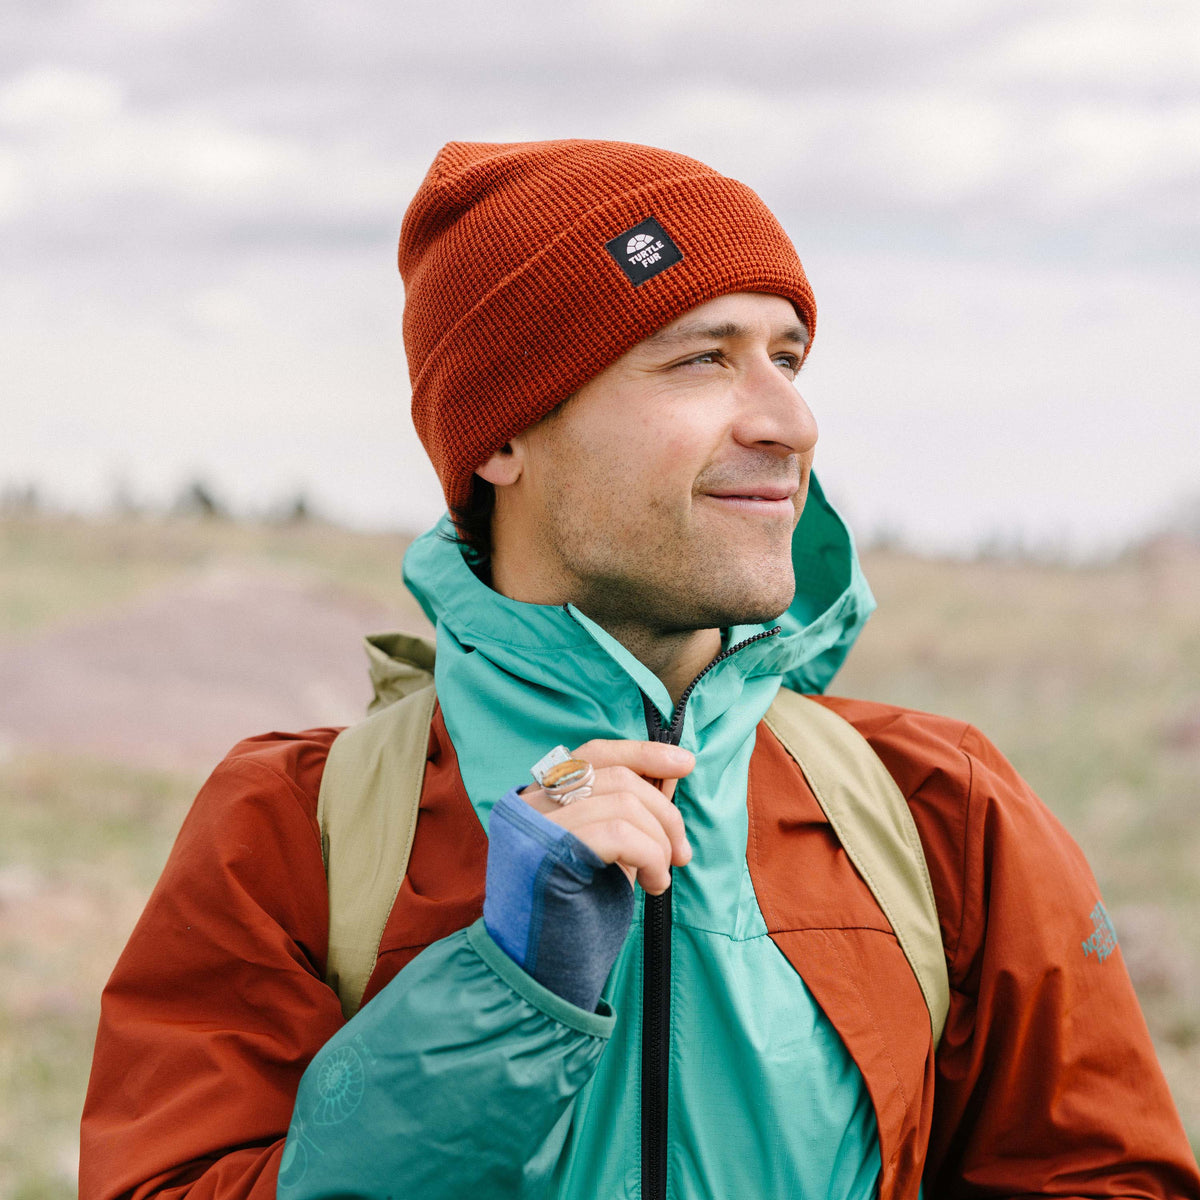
[606,216,683,286]
[1082,901,1118,963]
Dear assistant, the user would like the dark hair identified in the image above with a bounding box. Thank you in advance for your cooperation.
[441,474,496,569]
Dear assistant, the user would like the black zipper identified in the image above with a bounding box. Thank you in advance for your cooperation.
[639,626,781,1200]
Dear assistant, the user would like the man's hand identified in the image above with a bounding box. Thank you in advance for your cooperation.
[521,740,695,895]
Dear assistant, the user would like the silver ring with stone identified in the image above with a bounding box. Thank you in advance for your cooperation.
[540,758,595,805]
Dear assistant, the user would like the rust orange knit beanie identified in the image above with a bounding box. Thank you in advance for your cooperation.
[398,139,817,511]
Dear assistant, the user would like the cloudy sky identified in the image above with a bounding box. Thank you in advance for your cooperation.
[3,0,1198,554]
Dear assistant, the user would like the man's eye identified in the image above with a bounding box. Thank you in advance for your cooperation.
[773,354,802,377]
[683,350,722,366]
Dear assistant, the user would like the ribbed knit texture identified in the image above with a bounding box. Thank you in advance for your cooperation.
[398,139,818,510]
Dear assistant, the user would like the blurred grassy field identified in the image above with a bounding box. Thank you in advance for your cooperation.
[1,514,1197,1195]
[0,511,423,638]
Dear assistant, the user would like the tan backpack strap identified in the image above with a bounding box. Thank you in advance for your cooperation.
[764,688,950,1048]
[318,682,438,1019]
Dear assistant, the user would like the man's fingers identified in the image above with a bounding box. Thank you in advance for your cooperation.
[521,740,696,888]
[572,738,694,781]
[553,791,675,868]
[579,821,674,895]
[532,766,692,866]
[602,769,690,864]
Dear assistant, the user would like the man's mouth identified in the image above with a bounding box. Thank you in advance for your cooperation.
[703,481,798,501]
[699,488,798,516]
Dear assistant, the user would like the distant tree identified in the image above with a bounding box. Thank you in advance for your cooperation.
[265,489,320,524]
[0,482,42,515]
[173,478,229,520]
[284,491,313,523]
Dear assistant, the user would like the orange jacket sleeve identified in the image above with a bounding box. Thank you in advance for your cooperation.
[79,732,346,1200]
[916,723,1200,1198]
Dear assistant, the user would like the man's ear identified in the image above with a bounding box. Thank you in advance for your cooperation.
[475,438,525,487]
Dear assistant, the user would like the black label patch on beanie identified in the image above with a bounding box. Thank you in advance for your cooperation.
[605,217,683,287]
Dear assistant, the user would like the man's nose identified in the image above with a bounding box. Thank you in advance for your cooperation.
[732,358,819,456]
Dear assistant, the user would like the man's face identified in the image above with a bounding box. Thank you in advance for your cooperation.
[502,291,819,633]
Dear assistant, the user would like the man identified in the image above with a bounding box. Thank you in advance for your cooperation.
[81,140,1200,1198]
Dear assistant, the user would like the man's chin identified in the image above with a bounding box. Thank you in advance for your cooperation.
[685,582,796,632]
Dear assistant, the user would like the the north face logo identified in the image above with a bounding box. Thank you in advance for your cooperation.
[1082,901,1118,963]
[606,217,683,287]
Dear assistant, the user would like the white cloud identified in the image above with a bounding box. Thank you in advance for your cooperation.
[843,93,1017,206]
[0,65,125,129]
[0,148,27,220]
[148,118,309,199]
[589,0,709,38]
[1039,101,1200,209]
[987,7,1200,90]
[186,287,264,334]
[0,83,313,220]
[0,59,425,239]
[624,85,816,183]
[83,0,232,37]
[645,86,1020,215]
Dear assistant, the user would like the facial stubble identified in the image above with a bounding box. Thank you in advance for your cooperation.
[539,471,797,638]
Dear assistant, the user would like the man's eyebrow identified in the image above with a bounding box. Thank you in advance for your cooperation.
[644,320,810,348]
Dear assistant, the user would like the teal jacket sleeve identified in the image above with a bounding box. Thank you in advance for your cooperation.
[278,919,614,1199]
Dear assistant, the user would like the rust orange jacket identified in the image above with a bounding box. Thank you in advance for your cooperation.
[80,698,1200,1199]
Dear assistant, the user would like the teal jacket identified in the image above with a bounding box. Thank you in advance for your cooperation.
[279,475,883,1198]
